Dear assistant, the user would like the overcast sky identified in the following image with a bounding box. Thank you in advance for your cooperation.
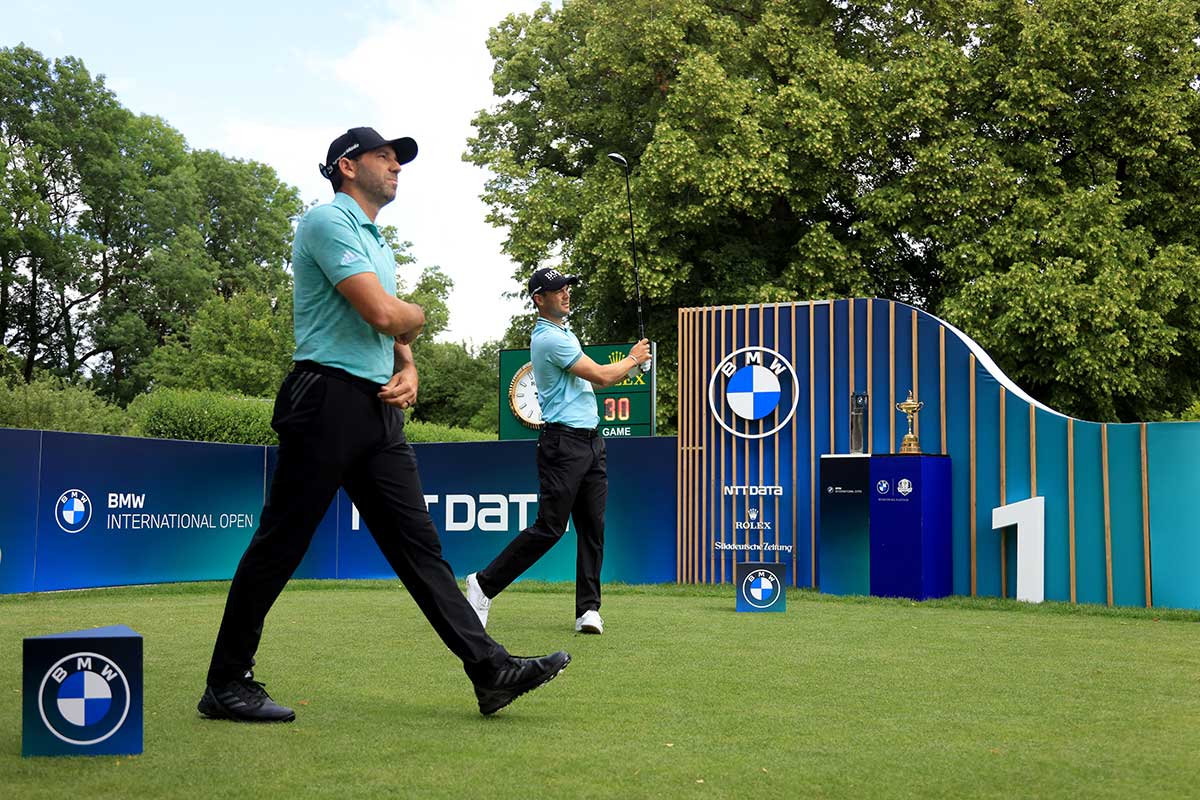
[3,0,555,346]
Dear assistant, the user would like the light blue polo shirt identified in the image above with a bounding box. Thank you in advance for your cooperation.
[531,317,598,429]
[292,192,396,384]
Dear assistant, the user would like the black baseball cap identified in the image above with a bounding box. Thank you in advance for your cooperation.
[318,127,418,180]
[528,268,580,295]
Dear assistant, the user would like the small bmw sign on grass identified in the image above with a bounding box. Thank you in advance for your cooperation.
[23,625,143,757]
[735,562,786,612]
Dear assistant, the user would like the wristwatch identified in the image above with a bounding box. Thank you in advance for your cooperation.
[507,362,543,430]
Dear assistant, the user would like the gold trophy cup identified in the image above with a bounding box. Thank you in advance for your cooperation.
[896,390,924,454]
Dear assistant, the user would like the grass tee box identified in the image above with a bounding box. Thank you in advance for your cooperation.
[3,583,1200,798]
[23,625,142,757]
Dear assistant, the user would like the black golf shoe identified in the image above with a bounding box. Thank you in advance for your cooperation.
[473,651,571,716]
[198,677,296,723]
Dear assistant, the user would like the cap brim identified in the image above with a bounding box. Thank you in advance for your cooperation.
[388,137,418,165]
[532,275,580,294]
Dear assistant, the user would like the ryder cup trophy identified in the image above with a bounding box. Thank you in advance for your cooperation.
[896,390,924,454]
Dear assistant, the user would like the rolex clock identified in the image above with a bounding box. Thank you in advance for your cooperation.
[507,362,543,430]
[499,344,656,441]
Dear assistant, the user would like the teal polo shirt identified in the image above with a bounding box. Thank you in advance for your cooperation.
[292,192,396,384]
[531,317,598,429]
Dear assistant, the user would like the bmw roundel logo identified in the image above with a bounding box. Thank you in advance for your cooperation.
[708,346,799,440]
[55,489,92,534]
[876,480,890,495]
[741,569,779,609]
[38,652,131,745]
[725,364,780,420]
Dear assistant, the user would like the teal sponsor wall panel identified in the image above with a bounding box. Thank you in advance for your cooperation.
[714,306,733,577]
[1072,421,1108,606]
[1107,424,1146,607]
[0,428,40,593]
[972,370,1003,597]
[794,303,815,586]
[812,302,832,462]
[1002,391,1033,598]
[832,301,850,454]
[851,299,869,400]
[36,432,266,591]
[870,300,893,454]
[1035,410,1072,602]
[811,302,833,578]
[1146,424,1200,609]
[917,313,944,456]
[892,304,914,447]
[943,330,974,596]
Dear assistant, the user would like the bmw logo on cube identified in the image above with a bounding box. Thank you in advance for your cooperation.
[23,625,142,757]
[735,562,786,613]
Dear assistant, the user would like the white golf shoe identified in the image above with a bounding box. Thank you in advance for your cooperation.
[465,572,491,628]
[575,609,603,634]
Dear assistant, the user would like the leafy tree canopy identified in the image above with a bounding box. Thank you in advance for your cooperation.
[1,44,302,404]
[467,0,1200,422]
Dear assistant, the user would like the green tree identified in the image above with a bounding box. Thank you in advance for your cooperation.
[0,45,122,383]
[407,339,500,434]
[399,263,499,433]
[147,291,294,397]
[467,0,1200,424]
[401,262,453,341]
[0,45,303,404]
[191,150,299,298]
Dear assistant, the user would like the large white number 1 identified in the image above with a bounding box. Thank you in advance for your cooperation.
[991,496,1045,603]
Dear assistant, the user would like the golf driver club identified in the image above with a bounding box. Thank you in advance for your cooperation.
[607,152,651,373]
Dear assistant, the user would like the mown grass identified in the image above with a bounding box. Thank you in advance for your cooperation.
[1,581,1198,799]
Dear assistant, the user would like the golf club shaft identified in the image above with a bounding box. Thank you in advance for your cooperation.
[621,169,645,342]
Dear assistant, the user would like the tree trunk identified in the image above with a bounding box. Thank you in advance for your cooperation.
[59,287,77,374]
[22,259,37,383]
[0,251,10,345]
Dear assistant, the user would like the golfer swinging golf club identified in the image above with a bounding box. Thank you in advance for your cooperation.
[466,268,651,634]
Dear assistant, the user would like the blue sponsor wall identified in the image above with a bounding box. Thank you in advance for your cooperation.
[0,429,676,594]
[679,298,1200,610]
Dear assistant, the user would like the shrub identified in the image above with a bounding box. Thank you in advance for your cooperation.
[128,389,275,445]
[127,388,494,445]
[1177,400,1200,422]
[0,377,129,435]
[404,419,494,443]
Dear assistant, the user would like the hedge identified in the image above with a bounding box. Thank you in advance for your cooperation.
[0,377,129,435]
[0,383,496,446]
[126,388,494,445]
[127,389,276,445]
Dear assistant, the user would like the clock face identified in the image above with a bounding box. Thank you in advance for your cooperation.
[508,362,543,429]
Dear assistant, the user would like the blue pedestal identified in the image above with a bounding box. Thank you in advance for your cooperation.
[23,625,143,757]
[869,455,952,600]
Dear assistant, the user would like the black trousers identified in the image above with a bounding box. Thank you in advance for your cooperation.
[477,423,607,618]
[207,362,508,686]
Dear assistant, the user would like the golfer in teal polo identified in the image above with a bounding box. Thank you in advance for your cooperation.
[466,268,651,635]
[199,127,570,723]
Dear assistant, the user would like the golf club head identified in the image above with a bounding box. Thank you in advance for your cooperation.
[607,152,629,168]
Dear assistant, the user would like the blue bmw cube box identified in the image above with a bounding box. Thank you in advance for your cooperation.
[23,625,143,757]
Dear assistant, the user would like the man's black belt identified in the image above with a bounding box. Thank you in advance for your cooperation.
[293,360,380,396]
[543,422,599,438]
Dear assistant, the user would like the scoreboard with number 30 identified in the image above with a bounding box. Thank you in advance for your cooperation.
[499,343,657,441]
